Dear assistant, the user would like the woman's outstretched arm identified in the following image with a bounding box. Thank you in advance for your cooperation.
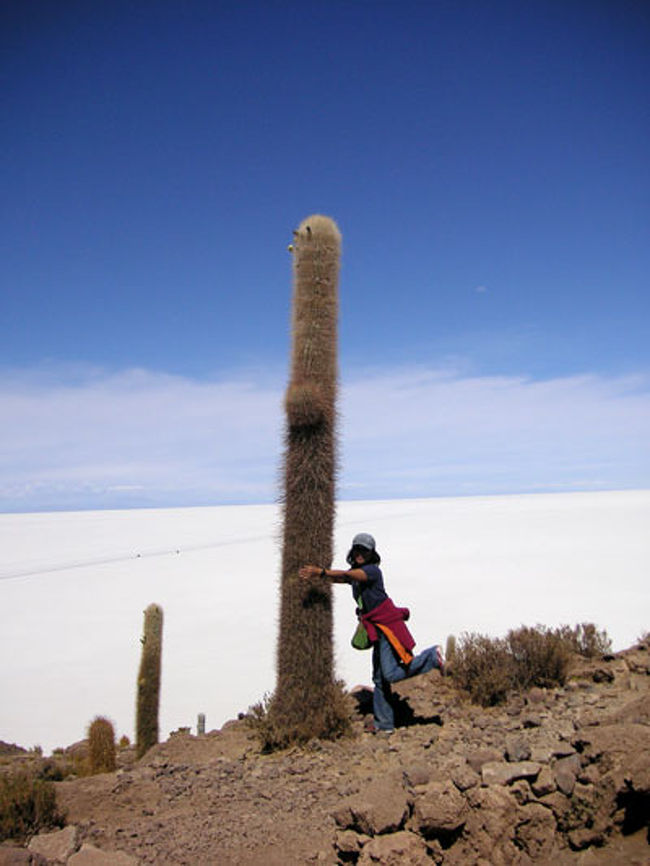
[299,564,368,583]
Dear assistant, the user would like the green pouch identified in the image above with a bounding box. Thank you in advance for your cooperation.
[351,595,371,650]
[351,621,371,650]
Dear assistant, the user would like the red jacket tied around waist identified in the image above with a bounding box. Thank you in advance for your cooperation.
[361,598,415,664]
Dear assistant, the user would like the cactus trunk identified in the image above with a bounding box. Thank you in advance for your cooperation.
[271,215,347,743]
[135,603,163,758]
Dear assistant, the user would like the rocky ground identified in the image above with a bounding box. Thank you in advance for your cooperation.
[2,640,649,865]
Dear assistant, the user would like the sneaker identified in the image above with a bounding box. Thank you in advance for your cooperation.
[434,645,445,675]
[363,719,394,735]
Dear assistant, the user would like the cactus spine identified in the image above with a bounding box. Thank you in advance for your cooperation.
[271,215,346,744]
[87,715,116,774]
[136,603,163,758]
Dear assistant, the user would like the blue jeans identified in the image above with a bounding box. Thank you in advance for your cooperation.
[371,635,440,731]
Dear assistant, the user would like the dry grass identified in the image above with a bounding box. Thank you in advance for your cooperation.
[0,770,64,842]
[248,682,352,752]
[452,623,612,706]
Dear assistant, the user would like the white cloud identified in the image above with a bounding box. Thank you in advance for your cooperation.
[0,363,648,510]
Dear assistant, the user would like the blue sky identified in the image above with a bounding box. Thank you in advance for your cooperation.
[1,0,649,511]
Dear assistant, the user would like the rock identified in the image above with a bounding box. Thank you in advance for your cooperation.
[505,735,531,762]
[461,786,525,864]
[68,845,139,865]
[357,831,430,865]
[333,773,409,835]
[626,753,650,794]
[450,762,480,792]
[466,748,503,774]
[0,848,46,865]
[568,827,605,850]
[481,761,541,786]
[514,802,558,860]
[28,825,78,862]
[531,766,557,797]
[554,754,581,796]
[333,829,369,857]
[403,763,430,787]
[411,779,468,837]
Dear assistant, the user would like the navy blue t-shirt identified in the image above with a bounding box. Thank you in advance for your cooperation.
[352,564,389,613]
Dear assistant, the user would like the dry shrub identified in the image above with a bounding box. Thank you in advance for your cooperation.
[248,682,352,752]
[454,622,611,706]
[507,625,571,689]
[88,716,116,774]
[555,623,613,658]
[452,633,515,707]
[0,771,64,842]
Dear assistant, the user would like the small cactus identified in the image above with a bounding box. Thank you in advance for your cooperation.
[136,603,163,759]
[88,716,116,774]
[445,634,457,673]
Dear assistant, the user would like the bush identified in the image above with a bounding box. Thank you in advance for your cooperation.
[88,716,116,774]
[452,633,516,706]
[0,771,64,842]
[557,623,612,658]
[453,622,611,706]
[247,682,352,752]
[507,625,571,689]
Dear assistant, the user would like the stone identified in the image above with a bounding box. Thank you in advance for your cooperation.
[481,761,541,786]
[68,844,139,865]
[28,825,78,862]
[626,753,650,794]
[451,762,480,792]
[568,827,605,850]
[333,829,369,856]
[554,754,581,796]
[0,849,44,866]
[531,766,557,797]
[403,764,430,787]
[466,748,503,774]
[357,830,430,865]
[335,773,409,835]
[411,779,468,837]
[505,735,531,762]
[514,802,558,860]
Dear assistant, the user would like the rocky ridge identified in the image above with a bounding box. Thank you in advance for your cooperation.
[1,641,649,865]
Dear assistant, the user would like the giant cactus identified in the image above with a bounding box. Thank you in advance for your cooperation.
[271,215,347,743]
[135,603,163,758]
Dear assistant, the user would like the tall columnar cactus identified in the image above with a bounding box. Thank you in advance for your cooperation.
[136,603,163,758]
[271,215,346,744]
[87,715,116,774]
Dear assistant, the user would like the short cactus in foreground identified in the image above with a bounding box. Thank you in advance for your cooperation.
[445,634,457,672]
[88,715,116,774]
[136,603,163,758]
[269,215,348,745]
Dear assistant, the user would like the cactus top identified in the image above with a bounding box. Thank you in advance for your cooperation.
[296,214,341,243]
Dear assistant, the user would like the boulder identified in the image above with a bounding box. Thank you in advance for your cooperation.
[411,779,468,838]
[332,773,409,835]
[505,735,532,762]
[357,831,430,865]
[482,761,541,786]
[28,826,78,862]
[514,802,559,860]
[68,845,139,865]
